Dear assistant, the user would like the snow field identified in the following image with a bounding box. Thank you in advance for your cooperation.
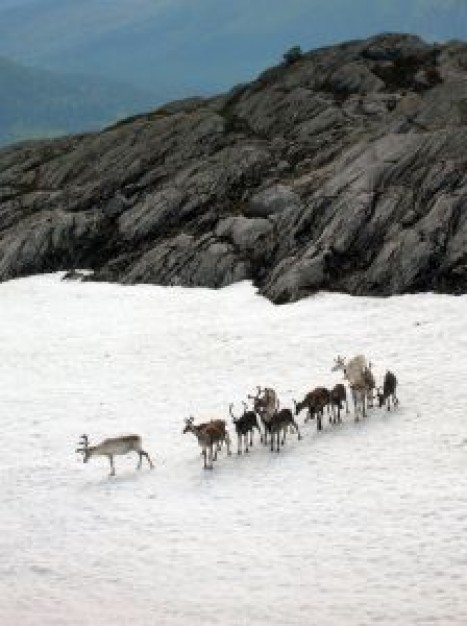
[0,274,466,625]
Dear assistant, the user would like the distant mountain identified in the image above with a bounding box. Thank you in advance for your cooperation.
[0,56,159,146]
[0,0,466,96]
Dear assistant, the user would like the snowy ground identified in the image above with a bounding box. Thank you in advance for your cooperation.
[0,274,466,626]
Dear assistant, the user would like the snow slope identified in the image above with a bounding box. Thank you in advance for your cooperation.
[0,274,466,626]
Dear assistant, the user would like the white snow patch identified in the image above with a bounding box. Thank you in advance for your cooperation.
[0,273,466,625]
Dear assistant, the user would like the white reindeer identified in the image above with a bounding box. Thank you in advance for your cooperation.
[332,354,370,420]
[248,386,279,444]
[76,434,154,476]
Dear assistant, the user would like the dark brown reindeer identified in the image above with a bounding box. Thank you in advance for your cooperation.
[183,417,231,469]
[229,402,261,454]
[363,364,376,409]
[329,383,349,423]
[293,387,330,431]
[248,386,279,444]
[377,371,399,411]
[269,408,302,452]
[76,434,154,477]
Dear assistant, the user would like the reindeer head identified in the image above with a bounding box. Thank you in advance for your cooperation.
[293,399,308,416]
[183,417,195,434]
[248,386,267,412]
[76,434,91,463]
[229,403,239,423]
[332,355,346,372]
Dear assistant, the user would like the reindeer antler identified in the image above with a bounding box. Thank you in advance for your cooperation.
[76,433,89,454]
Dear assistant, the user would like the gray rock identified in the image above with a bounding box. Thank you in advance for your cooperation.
[1,32,467,303]
[246,185,302,218]
[118,188,184,242]
[326,62,385,95]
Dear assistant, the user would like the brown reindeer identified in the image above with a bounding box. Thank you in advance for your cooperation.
[229,402,261,454]
[183,417,231,469]
[377,371,399,411]
[269,408,302,452]
[363,365,376,409]
[329,383,349,423]
[293,387,330,431]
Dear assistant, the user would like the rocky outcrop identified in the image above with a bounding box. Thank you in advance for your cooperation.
[1,33,467,303]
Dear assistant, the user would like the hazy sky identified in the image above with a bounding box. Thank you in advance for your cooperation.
[0,0,466,97]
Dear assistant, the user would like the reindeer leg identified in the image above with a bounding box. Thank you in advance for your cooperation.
[108,455,115,477]
[245,434,249,454]
[137,452,143,470]
[207,446,214,470]
[204,445,213,469]
[141,450,154,469]
[294,420,302,440]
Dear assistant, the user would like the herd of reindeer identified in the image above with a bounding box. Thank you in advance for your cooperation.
[75,354,399,475]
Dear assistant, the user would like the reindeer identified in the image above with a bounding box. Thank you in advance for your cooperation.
[248,386,279,444]
[229,402,261,454]
[183,417,231,469]
[363,364,376,409]
[377,371,399,411]
[269,408,302,452]
[332,355,371,419]
[293,387,330,431]
[75,434,154,477]
[329,383,349,423]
